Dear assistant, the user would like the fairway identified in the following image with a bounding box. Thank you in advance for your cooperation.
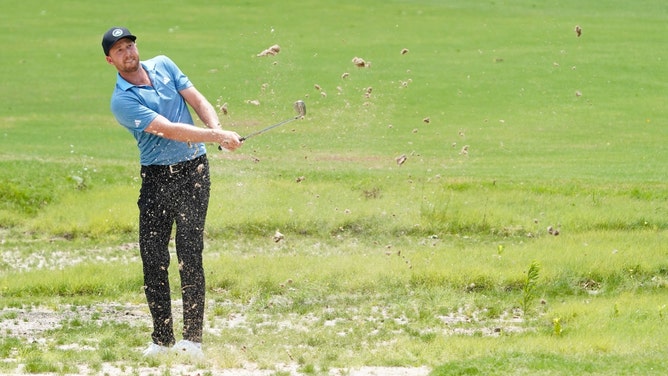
[1,1,667,375]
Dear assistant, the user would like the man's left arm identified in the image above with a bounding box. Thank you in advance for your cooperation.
[180,86,222,130]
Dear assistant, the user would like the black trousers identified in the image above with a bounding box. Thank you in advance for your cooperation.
[138,154,210,346]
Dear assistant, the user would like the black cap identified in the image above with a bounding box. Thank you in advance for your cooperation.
[102,27,136,56]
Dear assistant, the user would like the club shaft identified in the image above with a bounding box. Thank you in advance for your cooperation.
[217,116,299,151]
[218,100,305,150]
[240,115,298,141]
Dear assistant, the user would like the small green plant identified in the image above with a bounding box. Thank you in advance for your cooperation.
[553,317,563,336]
[298,363,317,374]
[23,355,59,374]
[521,261,541,315]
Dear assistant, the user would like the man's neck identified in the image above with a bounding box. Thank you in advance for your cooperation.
[120,66,151,86]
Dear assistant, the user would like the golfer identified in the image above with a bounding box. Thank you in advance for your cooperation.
[102,26,241,358]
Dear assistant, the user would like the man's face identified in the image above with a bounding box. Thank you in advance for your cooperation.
[106,38,140,73]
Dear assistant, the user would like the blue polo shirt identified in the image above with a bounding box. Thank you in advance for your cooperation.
[110,55,206,166]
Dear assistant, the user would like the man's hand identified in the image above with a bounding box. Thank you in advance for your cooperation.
[218,130,242,151]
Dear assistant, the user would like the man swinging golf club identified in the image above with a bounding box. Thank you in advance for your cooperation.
[102,26,242,358]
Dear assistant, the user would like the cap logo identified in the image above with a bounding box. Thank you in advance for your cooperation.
[112,28,124,37]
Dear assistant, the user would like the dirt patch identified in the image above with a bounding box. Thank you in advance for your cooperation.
[0,303,148,342]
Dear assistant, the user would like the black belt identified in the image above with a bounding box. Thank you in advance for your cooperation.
[142,154,207,176]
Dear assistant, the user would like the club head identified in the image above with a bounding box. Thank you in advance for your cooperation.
[293,100,306,118]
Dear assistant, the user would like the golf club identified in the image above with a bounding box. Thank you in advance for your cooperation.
[219,100,306,150]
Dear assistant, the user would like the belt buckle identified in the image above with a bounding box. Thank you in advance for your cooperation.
[169,164,181,174]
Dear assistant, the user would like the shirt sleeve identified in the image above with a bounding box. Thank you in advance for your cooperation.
[110,91,159,133]
[158,55,193,92]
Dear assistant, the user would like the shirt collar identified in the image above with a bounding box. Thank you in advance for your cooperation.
[115,62,150,91]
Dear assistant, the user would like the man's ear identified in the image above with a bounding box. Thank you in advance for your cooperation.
[105,56,113,65]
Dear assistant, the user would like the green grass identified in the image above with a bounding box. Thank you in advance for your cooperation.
[1,0,668,375]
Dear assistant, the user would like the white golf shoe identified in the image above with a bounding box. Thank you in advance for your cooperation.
[142,342,170,357]
[172,339,204,359]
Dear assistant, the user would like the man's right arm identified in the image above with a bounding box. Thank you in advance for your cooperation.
[144,114,242,151]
